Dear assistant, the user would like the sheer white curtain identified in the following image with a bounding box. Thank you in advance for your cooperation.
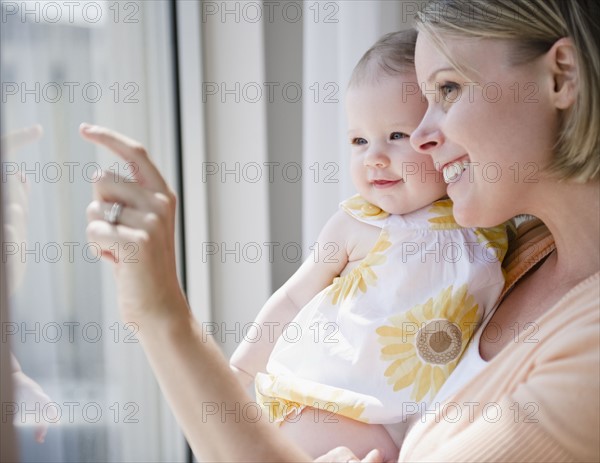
[186,1,415,356]
[302,0,413,246]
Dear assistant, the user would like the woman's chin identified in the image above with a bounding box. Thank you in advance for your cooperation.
[452,208,478,228]
[453,202,509,229]
[448,188,476,227]
[449,190,490,228]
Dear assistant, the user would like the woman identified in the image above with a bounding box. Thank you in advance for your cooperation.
[81,0,599,461]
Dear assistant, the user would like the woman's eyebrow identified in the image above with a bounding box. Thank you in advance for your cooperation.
[427,67,454,82]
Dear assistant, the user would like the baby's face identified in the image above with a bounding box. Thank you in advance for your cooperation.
[346,73,446,215]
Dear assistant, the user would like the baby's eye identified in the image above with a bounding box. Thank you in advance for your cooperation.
[440,82,460,101]
[390,132,409,140]
[351,137,368,145]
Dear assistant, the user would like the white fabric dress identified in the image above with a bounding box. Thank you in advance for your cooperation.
[256,195,509,443]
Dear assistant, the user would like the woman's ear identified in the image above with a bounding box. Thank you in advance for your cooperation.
[546,37,578,110]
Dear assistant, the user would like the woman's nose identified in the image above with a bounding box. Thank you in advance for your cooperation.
[410,110,444,155]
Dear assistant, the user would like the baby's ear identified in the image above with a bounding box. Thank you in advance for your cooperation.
[546,37,578,110]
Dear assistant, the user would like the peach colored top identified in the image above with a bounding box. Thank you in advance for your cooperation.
[399,219,600,462]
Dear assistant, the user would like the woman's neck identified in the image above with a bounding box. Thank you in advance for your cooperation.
[525,179,600,283]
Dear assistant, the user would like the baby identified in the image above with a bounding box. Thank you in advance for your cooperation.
[230,29,508,460]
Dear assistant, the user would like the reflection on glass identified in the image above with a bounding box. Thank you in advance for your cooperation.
[3,125,53,445]
[1,1,181,461]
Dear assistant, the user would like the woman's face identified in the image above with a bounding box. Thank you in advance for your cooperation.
[411,33,559,227]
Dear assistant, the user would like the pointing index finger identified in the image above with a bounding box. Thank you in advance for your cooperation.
[79,123,168,193]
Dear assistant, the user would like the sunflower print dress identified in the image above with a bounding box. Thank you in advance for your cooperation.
[255,195,508,438]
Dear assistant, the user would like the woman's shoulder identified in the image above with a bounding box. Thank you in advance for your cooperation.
[513,271,599,460]
[535,271,599,342]
[500,216,555,297]
[400,270,599,462]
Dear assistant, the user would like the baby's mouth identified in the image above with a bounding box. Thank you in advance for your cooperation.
[372,179,402,188]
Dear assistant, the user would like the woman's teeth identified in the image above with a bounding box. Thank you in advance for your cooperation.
[443,161,469,184]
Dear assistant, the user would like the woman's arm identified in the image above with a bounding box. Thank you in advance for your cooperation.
[138,302,311,462]
[80,124,311,462]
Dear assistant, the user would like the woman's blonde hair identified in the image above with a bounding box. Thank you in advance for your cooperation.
[349,29,418,88]
[416,0,600,182]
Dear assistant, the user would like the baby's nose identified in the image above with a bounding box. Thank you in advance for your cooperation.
[364,148,390,168]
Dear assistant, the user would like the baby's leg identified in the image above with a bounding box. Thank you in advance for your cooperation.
[278,407,400,461]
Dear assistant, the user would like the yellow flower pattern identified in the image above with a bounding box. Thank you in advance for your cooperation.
[427,198,510,263]
[256,373,367,424]
[327,230,392,305]
[427,198,462,230]
[341,194,390,221]
[376,284,479,402]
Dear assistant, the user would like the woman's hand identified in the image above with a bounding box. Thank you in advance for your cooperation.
[1,124,43,295]
[80,123,187,326]
[315,447,385,463]
[12,370,54,444]
[79,124,312,463]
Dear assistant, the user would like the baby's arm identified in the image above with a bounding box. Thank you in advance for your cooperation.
[229,210,356,390]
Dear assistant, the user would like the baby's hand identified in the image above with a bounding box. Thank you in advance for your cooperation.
[12,370,54,443]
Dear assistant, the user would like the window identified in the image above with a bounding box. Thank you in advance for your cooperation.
[2,1,410,460]
[1,1,185,461]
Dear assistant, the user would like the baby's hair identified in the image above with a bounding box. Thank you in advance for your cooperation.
[348,29,418,88]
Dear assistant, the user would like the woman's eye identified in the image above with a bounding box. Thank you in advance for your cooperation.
[390,132,408,140]
[440,82,460,100]
[351,137,368,145]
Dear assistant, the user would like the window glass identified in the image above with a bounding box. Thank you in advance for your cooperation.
[1,1,184,461]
